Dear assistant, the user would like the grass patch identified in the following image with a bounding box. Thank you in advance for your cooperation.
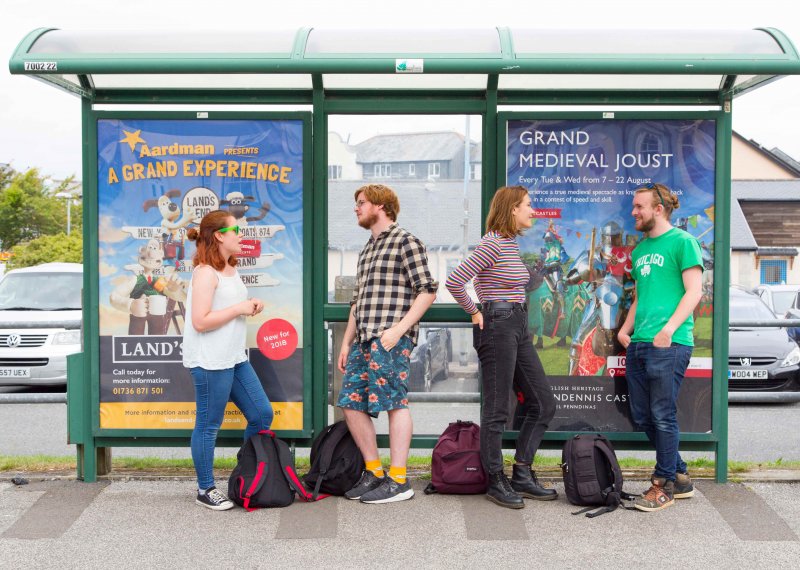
[2,453,799,475]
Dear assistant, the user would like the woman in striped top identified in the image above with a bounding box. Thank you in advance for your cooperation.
[446,186,557,509]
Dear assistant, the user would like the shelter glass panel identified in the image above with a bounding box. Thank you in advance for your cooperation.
[327,114,483,305]
[322,74,487,90]
[28,29,297,55]
[91,74,312,89]
[306,29,501,55]
[510,29,785,55]
[326,322,480,436]
[499,74,723,91]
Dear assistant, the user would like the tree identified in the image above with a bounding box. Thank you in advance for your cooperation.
[6,232,83,270]
[0,163,15,190]
[0,168,79,250]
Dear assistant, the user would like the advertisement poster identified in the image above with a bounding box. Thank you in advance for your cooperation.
[97,118,304,430]
[507,118,715,432]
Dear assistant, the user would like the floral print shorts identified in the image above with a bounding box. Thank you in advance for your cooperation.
[336,336,413,417]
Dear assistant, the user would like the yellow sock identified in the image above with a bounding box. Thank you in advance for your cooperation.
[388,465,407,484]
[365,459,383,477]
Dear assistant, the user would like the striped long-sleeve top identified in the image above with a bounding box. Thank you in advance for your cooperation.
[445,231,529,315]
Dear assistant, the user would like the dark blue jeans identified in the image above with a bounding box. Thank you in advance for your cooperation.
[190,361,273,490]
[474,304,555,474]
[625,341,692,481]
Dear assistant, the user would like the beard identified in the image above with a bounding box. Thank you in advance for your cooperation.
[636,215,655,233]
[358,212,379,229]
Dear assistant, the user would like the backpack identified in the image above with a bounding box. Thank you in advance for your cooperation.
[424,420,487,495]
[560,434,637,517]
[228,430,312,510]
[303,421,364,500]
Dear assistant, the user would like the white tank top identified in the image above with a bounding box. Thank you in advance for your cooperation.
[182,267,249,370]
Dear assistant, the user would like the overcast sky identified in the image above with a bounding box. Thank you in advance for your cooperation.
[2,0,799,180]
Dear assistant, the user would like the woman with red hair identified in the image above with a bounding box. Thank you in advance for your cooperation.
[183,209,273,510]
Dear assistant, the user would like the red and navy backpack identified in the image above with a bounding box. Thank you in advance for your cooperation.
[228,430,315,510]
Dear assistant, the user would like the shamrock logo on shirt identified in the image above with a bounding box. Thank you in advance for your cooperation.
[641,264,651,277]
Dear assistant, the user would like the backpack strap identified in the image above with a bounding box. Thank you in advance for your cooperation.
[242,432,273,512]
[593,438,624,494]
[265,431,330,502]
[311,422,351,500]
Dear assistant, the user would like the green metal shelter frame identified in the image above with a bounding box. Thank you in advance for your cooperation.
[10,27,800,482]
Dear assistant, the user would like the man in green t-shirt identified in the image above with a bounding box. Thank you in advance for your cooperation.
[617,183,703,513]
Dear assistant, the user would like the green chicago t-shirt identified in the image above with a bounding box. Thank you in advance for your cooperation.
[630,227,703,346]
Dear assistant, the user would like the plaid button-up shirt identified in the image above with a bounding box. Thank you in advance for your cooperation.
[351,223,438,345]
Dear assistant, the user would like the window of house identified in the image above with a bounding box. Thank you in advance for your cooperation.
[328,165,342,180]
[470,163,481,180]
[373,164,391,177]
[428,162,440,177]
[408,163,415,177]
[761,259,787,285]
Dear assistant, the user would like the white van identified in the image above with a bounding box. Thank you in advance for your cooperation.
[0,262,83,386]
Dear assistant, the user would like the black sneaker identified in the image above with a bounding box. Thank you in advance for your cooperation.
[196,486,235,511]
[344,470,385,500]
[359,476,414,504]
[674,472,695,499]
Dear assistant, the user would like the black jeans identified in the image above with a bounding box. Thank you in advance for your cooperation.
[474,304,555,474]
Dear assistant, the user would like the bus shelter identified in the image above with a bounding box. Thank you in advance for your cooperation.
[10,27,800,482]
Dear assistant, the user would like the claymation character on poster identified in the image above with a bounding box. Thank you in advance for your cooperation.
[97,118,304,431]
[508,119,715,432]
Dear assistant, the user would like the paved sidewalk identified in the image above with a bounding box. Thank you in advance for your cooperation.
[2,476,798,569]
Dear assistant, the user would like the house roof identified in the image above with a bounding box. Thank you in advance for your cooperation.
[328,180,482,250]
[731,180,800,250]
[355,132,478,164]
[732,131,800,177]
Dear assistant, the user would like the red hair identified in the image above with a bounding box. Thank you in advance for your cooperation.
[186,210,238,270]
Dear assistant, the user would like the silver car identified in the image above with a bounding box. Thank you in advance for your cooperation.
[0,262,82,387]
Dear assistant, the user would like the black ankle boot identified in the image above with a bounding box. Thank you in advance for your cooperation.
[486,471,524,509]
[510,464,558,501]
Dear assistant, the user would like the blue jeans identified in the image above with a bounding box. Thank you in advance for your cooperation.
[190,361,273,490]
[625,342,692,481]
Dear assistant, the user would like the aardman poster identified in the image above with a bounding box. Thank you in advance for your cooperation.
[97,118,304,430]
[507,118,715,432]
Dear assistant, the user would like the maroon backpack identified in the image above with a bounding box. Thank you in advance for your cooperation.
[424,420,487,495]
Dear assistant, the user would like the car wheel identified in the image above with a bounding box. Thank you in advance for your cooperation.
[423,355,433,392]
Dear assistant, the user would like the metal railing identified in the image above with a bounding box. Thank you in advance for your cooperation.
[4,320,799,405]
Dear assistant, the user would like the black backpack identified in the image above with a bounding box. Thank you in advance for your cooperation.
[228,430,311,510]
[424,420,487,495]
[561,434,637,517]
[303,421,364,500]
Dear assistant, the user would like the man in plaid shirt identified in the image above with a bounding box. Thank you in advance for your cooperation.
[336,183,438,504]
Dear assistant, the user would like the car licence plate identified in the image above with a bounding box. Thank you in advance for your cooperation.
[728,369,768,379]
[0,368,31,378]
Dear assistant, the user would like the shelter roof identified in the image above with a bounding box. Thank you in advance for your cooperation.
[9,28,800,100]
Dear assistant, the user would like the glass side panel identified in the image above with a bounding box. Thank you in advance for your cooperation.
[498,74,723,90]
[29,29,296,54]
[307,28,501,55]
[510,29,784,55]
[91,74,312,89]
[327,114,483,305]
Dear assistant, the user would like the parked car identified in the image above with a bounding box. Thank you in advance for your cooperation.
[728,287,800,402]
[751,284,799,317]
[0,263,83,387]
[781,290,800,343]
[408,326,452,392]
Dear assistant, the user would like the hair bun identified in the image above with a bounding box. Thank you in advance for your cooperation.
[186,227,199,241]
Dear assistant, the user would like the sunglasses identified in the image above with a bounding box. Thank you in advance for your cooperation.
[644,183,666,207]
[218,225,240,235]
